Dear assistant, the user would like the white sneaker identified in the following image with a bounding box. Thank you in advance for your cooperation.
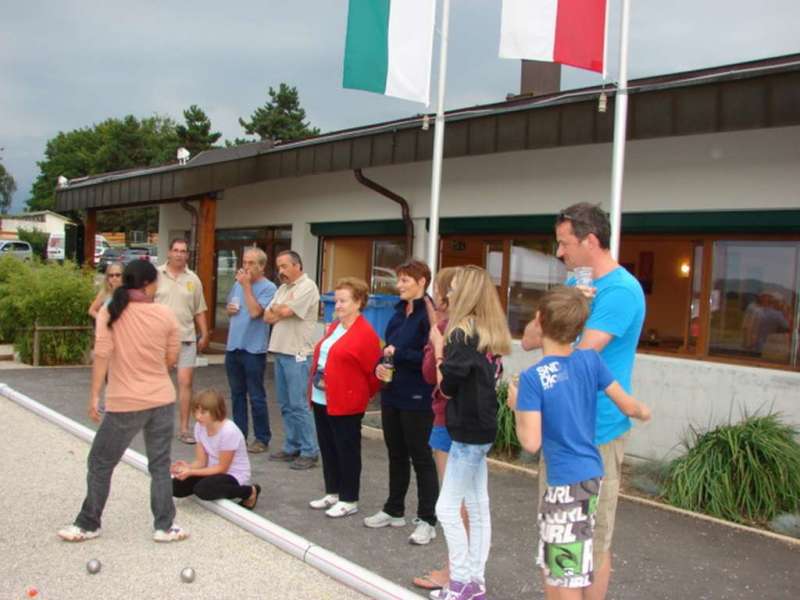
[363,510,407,528]
[309,494,339,510]
[325,501,358,518]
[153,524,189,542]
[57,525,101,542]
[409,518,437,545]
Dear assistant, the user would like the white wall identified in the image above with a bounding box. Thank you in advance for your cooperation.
[157,125,800,460]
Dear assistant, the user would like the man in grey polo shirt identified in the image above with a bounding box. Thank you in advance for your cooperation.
[263,250,320,470]
[156,238,209,444]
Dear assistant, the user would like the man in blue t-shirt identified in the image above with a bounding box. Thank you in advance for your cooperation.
[225,247,277,454]
[511,287,650,595]
[522,202,646,600]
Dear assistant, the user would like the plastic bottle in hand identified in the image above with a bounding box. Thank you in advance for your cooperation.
[381,354,395,383]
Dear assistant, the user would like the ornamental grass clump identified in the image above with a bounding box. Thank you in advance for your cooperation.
[663,414,800,524]
[494,380,521,458]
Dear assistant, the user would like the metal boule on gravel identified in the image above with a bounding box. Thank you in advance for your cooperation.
[180,567,196,583]
[86,559,102,574]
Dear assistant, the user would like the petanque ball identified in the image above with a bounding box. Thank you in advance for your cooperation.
[86,559,102,575]
[180,567,196,583]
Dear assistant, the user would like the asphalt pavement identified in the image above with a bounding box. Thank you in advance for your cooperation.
[1,365,798,600]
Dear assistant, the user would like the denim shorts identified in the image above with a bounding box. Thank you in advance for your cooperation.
[428,425,452,452]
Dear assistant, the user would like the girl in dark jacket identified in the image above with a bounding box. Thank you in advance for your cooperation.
[429,265,511,600]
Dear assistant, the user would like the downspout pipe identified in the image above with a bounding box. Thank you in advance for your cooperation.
[179,199,199,270]
[353,169,414,257]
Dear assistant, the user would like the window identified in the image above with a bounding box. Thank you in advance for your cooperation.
[441,235,565,337]
[708,241,798,367]
[321,237,407,294]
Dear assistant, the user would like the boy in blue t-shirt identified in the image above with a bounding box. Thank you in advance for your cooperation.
[508,287,651,597]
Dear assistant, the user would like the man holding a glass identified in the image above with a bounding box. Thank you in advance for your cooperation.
[522,202,646,600]
[225,247,277,453]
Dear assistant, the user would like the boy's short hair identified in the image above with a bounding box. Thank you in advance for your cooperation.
[537,286,590,344]
[191,388,227,421]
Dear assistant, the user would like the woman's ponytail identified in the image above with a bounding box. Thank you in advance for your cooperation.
[107,260,158,328]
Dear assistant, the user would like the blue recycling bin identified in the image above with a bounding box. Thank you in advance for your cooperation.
[321,292,399,340]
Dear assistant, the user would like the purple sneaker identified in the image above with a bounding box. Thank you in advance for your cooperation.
[467,581,487,599]
[432,580,469,600]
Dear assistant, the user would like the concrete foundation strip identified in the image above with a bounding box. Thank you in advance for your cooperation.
[0,384,424,600]
[364,423,800,548]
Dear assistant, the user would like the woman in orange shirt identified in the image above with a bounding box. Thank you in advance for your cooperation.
[58,260,187,543]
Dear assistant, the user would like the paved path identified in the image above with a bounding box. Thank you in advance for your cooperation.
[2,365,798,599]
[0,395,365,600]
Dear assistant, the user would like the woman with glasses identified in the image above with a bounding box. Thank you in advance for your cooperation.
[88,262,124,319]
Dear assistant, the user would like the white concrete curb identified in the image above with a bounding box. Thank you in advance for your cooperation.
[362,424,800,548]
[0,384,424,600]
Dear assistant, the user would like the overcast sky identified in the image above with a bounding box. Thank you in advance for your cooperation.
[2,0,799,212]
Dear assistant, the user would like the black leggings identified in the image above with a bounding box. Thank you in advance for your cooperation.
[172,474,253,502]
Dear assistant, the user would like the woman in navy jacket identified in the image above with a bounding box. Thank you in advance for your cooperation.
[307,277,382,518]
[364,259,439,546]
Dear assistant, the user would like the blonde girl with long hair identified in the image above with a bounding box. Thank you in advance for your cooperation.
[429,265,511,600]
[88,262,124,319]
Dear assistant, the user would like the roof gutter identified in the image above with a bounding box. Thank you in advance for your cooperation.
[353,169,414,256]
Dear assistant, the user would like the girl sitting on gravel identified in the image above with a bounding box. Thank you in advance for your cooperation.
[171,389,261,509]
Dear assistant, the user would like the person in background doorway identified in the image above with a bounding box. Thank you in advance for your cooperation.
[88,262,123,319]
[156,238,209,445]
[307,277,382,518]
[225,247,276,454]
[365,259,439,546]
[263,250,321,470]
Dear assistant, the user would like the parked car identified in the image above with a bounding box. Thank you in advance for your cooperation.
[0,240,33,261]
[96,247,126,273]
[47,233,110,264]
[120,246,157,266]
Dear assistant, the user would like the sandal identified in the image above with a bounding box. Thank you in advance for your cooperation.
[57,525,101,542]
[177,432,196,445]
[241,484,261,510]
[413,569,448,590]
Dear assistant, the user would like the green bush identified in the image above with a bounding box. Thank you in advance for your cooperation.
[0,255,32,342]
[663,414,800,524]
[494,380,521,457]
[0,260,95,364]
[17,227,50,260]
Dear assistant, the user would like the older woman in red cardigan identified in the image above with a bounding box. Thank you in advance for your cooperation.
[307,277,382,518]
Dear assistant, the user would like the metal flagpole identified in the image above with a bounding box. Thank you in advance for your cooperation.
[426,0,452,279]
[609,0,631,260]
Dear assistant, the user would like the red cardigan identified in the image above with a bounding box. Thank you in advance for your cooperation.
[307,315,382,416]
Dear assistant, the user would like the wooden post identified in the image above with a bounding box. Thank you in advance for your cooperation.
[84,208,97,266]
[197,195,217,328]
[32,323,40,367]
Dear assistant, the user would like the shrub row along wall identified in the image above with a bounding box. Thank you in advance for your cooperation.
[0,256,95,365]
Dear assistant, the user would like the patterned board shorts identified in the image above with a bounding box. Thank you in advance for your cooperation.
[537,477,602,589]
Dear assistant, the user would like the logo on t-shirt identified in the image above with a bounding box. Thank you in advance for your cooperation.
[537,361,568,390]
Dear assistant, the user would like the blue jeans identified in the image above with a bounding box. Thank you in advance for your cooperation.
[225,350,270,445]
[75,403,176,532]
[436,441,493,586]
[273,353,318,458]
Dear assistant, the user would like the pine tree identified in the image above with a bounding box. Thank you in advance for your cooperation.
[238,83,320,143]
[175,105,222,156]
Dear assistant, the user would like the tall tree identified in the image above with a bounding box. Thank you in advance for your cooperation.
[176,105,222,157]
[0,161,16,214]
[238,83,320,143]
[28,115,178,212]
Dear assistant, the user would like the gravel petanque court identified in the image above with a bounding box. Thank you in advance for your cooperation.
[0,396,366,600]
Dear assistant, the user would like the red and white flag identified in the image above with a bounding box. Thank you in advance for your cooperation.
[499,0,607,73]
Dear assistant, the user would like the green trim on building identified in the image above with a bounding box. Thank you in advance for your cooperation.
[310,219,405,237]
[342,0,390,95]
[435,210,800,235]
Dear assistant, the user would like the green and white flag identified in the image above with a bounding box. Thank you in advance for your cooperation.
[343,0,436,105]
